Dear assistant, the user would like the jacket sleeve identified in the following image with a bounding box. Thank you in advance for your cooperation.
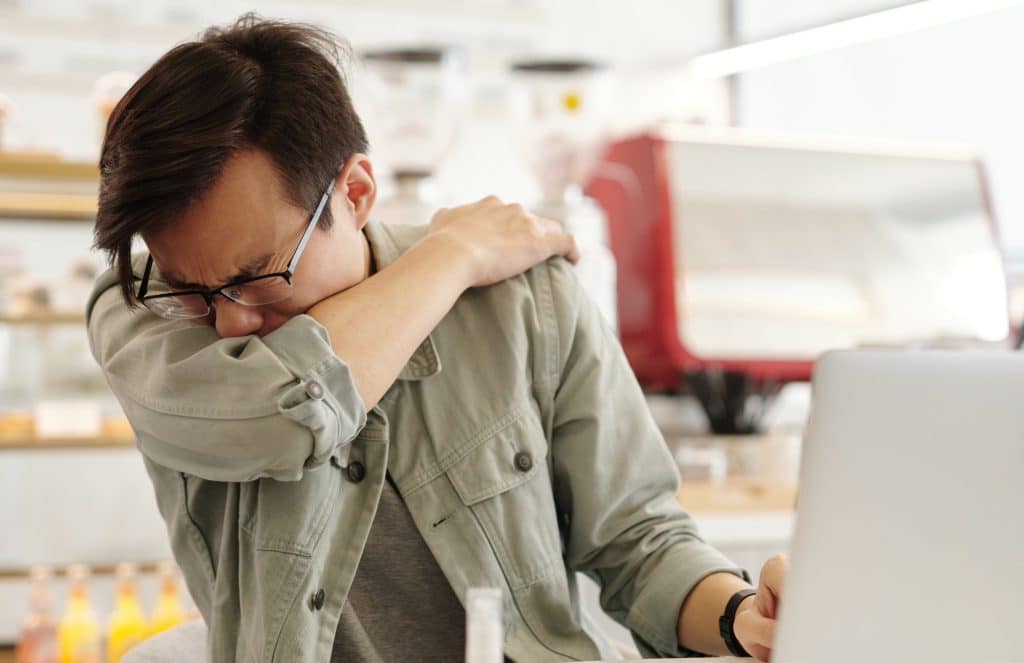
[85,257,366,482]
[544,259,748,657]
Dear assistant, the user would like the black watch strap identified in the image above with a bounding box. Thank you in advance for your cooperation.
[719,588,757,657]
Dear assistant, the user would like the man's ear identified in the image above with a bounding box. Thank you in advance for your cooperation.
[335,154,376,229]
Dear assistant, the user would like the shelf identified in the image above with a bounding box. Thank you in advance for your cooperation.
[0,152,99,220]
[0,192,96,221]
[0,311,85,325]
[0,412,135,451]
[0,66,101,93]
[0,8,201,43]
[0,152,99,181]
[0,560,163,581]
[0,435,135,451]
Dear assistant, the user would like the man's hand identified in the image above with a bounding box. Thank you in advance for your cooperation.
[734,554,788,661]
[427,195,580,288]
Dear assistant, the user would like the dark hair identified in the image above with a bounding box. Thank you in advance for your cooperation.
[94,13,368,305]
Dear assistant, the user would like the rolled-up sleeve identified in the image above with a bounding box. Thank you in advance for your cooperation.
[544,260,747,657]
[86,264,366,483]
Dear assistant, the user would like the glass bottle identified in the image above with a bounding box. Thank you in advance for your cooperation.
[16,565,58,663]
[106,563,148,662]
[57,564,101,663]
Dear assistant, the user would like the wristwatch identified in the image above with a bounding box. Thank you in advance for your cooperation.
[719,588,757,657]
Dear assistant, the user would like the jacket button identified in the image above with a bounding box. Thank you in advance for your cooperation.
[305,380,325,400]
[347,461,366,483]
[514,451,533,472]
[310,588,325,611]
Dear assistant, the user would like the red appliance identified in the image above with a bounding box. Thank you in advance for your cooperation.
[585,127,1006,433]
[586,133,810,368]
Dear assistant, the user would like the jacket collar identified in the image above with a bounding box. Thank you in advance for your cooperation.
[363,221,442,381]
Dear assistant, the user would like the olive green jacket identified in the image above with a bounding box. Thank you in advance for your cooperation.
[86,221,744,662]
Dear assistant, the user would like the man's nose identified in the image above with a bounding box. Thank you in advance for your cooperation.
[212,298,264,338]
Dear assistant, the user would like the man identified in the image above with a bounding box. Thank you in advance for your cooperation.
[87,15,786,663]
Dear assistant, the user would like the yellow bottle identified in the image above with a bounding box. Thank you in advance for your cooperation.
[149,561,186,636]
[106,563,148,663]
[57,564,101,663]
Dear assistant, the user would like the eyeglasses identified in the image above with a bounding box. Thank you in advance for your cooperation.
[136,177,337,320]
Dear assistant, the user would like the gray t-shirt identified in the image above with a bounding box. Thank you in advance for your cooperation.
[330,475,467,662]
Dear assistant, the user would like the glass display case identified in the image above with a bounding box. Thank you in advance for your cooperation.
[0,152,132,449]
[0,152,176,644]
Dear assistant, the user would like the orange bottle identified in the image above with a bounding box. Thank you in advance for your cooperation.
[57,564,101,663]
[106,563,148,663]
[149,561,186,636]
[16,565,58,663]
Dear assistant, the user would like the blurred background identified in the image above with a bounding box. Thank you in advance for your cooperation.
[1,0,1021,660]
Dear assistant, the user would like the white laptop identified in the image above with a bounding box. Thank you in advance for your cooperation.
[774,350,1024,662]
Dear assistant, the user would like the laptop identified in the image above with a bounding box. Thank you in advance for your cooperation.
[774,350,1024,662]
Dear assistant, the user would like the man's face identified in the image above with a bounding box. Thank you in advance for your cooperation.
[143,149,375,338]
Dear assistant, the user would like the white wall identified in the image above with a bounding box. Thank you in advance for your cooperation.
[0,1,729,278]
[0,0,725,163]
[736,3,1024,258]
[737,0,908,40]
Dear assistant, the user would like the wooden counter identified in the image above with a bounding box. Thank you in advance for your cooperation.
[678,476,797,513]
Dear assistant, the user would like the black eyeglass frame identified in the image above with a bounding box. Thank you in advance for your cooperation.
[136,176,338,316]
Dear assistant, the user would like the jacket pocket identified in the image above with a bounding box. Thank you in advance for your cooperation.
[446,403,563,590]
[178,473,221,581]
[241,461,342,557]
